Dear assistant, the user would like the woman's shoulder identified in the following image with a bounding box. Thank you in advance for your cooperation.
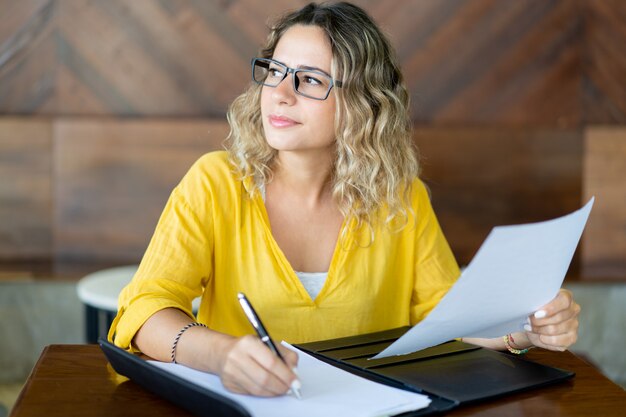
[175,151,239,203]
[183,150,235,183]
[192,150,232,173]
[403,177,439,228]
[407,177,431,206]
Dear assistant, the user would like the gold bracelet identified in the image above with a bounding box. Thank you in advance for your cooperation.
[503,334,529,355]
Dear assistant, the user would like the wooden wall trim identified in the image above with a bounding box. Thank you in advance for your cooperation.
[0,117,52,261]
[415,127,583,269]
[52,118,229,263]
[1,117,595,279]
[582,127,626,280]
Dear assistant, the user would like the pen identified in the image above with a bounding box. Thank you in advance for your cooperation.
[237,292,302,399]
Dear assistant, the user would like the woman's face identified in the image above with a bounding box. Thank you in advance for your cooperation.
[261,25,337,158]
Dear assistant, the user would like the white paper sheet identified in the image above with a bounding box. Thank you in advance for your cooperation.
[149,342,430,417]
[374,198,594,359]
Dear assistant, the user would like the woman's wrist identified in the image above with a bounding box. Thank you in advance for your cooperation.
[206,331,242,376]
[509,331,534,350]
[172,324,236,374]
[460,333,535,352]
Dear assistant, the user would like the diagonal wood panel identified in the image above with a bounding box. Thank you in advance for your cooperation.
[0,0,57,114]
[0,0,604,125]
[0,0,51,48]
[397,0,581,126]
[51,0,294,116]
[582,0,626,123]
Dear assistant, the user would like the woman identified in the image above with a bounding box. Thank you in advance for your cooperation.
[109,2,580,398]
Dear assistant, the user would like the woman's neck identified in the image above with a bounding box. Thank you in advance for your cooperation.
[270,150,334,206]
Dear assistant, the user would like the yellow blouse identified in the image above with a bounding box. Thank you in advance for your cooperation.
[109,151,460,351]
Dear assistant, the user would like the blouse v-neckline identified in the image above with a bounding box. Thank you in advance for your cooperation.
[251,188,348,305]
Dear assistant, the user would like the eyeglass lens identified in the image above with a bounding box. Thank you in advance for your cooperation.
[253,59,332,100]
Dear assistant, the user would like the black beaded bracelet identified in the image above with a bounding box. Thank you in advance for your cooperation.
[171,322,208,363]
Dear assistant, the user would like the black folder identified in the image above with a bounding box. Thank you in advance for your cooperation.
[99,339,251,417]
[99,327,574,417]
[295,326,575,415]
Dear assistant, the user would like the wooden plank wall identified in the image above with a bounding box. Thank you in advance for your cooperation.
[0,0,624,279]
[416,128,583,267]
[3,0,623,121]
[583,128,626,279]
[0,119,52,260]
[0,117,225,279]
[53,119,229,264]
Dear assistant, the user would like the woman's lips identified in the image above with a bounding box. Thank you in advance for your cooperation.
[269,115,300,128]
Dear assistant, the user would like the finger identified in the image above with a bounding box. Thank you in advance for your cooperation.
[538,329,578,351]
[524,331,547,350]
[277,344,299,369]
[232,351,291,396]
[529,302,580,328]
[250,339,298,389]
[221,359,265,395]
[532,289,573,321]
[221,347,274,396]
[532,317,579,337]
[525,331,566,351]
[223,336,291,396]
[222,371,265,396]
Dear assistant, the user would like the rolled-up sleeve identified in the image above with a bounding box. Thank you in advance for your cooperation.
[108,183,213,352]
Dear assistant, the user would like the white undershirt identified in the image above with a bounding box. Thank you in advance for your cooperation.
[294,271,328,300]
[260,183,329,300]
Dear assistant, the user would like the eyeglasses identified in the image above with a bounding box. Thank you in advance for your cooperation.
[251,58,342,101]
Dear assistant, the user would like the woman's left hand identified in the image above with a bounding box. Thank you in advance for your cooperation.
[524,289,581,351]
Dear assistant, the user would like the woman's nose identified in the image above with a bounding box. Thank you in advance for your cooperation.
[271,73,297,104]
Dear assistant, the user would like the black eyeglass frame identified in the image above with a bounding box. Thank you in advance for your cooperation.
[251,57,343,101]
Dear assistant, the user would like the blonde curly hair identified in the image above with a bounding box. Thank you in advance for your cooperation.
[227,2,419,235]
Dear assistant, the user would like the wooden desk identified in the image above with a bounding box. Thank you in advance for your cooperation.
[10,345,626,417]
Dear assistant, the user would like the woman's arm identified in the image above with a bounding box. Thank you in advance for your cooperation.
[462,332,530,350]
[462,289,580,352]
[134,308,300,397]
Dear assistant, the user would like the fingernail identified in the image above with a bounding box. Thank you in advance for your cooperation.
[291,378,302,390]
[292,367,300,376]
[290,380,302,399]
[534,310,547,319]
[524,324,532,332]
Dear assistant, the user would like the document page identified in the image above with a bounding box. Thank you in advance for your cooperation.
[149,342,430,417]
[374,198,594,359]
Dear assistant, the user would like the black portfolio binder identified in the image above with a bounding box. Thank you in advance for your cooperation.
[295,326,575,415]
[99,327,574,417]
[99,339,252,417]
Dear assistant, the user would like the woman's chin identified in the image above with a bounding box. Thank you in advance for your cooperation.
[265,137,301,152]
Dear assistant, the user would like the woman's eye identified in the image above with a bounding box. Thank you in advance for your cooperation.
[269,68,284,78]
[303,75,322,86]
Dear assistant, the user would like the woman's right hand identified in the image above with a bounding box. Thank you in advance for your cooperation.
[217,335,300,397]
[134,309,298,396]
